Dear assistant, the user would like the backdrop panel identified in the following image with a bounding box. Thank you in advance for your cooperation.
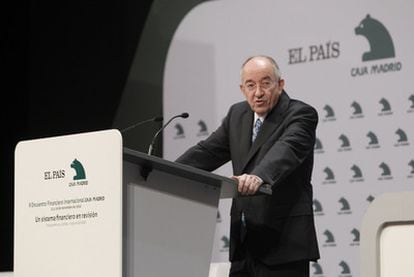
[163,1,414,276]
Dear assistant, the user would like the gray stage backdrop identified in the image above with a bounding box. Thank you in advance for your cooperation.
[162,1,414,276]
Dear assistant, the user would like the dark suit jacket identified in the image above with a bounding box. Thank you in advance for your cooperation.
[176,91,320,265]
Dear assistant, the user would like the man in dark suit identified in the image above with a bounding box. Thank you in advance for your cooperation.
[176,55,320,276]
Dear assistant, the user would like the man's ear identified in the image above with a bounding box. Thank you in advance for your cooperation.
[240,84,245,95]
[278,79,285,90]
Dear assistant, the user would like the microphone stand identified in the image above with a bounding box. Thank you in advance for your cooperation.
[148,113,189,155]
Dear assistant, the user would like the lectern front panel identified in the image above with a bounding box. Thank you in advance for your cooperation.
[124,161,220,277]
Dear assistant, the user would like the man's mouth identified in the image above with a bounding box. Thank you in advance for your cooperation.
[255,100,266,105]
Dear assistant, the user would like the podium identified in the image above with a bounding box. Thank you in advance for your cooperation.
[14,129,271,277]
[122,147,238,277]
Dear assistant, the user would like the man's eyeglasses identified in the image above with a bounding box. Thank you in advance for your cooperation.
[244,79,277,92]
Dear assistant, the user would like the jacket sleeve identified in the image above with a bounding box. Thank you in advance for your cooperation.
[175,107,233,171]
[251,104,318,186]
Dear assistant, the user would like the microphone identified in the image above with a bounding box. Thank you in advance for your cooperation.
[148,112,189,155]
[120,116,163,133]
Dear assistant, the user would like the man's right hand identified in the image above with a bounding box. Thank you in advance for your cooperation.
[231,174,263,195]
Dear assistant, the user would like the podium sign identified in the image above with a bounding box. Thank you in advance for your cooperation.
[14,130,122,277]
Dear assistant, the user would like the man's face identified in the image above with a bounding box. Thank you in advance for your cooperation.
[240,58,284,116]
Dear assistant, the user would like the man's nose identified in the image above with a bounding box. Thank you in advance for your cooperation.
[254,86,264,97]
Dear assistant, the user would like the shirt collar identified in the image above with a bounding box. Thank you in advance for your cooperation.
[253,113,267,125]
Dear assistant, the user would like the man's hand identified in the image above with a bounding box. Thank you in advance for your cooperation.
[231,174,263,195]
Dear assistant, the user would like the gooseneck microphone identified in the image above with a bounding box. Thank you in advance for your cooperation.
[120,116,163,133]
[148,112,189,155]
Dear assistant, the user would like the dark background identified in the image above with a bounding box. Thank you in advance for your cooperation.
[1,0,154,271]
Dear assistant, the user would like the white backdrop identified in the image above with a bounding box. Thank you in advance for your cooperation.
[163,1,414,276]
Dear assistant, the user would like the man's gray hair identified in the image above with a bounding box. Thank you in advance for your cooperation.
[240,55,282,82]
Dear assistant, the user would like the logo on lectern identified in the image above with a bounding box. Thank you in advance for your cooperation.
[44,169,65,180]
[69,159,88,187]
[71,159,86,180]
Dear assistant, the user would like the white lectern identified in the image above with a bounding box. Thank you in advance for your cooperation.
[14,130,123,277]
[14,129,272,277]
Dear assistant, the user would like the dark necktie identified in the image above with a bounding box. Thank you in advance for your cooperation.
[252,118,263,142]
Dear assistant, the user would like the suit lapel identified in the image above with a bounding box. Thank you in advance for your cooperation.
[242,91,290,171]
